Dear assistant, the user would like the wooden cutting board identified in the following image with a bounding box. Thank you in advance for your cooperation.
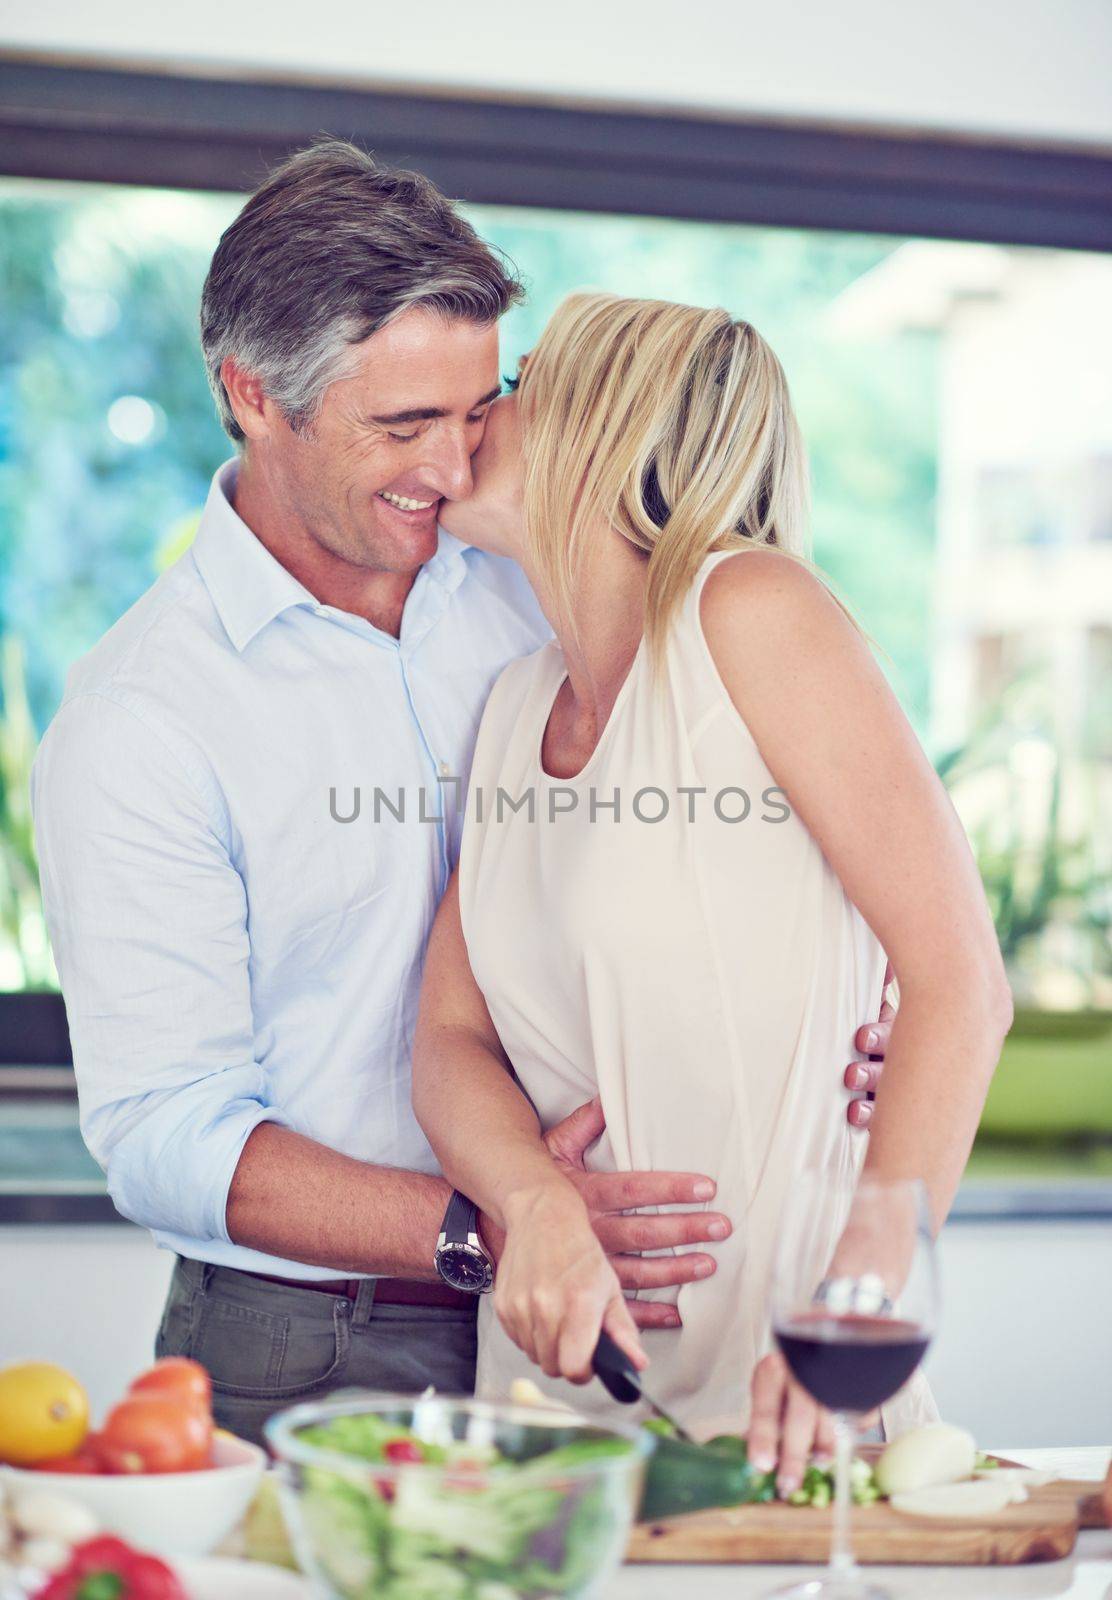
[627,1455,1109,1566]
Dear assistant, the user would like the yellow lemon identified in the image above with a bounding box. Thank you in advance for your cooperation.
[0,1361,89,1465]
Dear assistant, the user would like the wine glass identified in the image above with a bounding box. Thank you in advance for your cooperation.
[765,1172,939,1600]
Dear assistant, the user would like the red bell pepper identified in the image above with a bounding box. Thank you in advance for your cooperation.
[33,1536,187,1600]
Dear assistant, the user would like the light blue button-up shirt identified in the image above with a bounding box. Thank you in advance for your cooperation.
[31,459,551,1277]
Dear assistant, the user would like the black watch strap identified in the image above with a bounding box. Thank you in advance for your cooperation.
[435,1188,494,1294]
[442,1187,479,1245]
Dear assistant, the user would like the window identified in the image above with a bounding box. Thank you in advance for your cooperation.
[2,156,1110,1194]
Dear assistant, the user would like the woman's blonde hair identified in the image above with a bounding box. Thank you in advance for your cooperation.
[517,291,826,669]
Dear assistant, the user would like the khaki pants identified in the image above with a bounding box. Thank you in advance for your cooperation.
[155,1255,478,1448]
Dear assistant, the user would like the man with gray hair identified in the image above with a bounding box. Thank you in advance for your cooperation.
[31,140,890,1444]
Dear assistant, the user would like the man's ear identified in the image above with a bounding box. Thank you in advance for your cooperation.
[221,357,270,443]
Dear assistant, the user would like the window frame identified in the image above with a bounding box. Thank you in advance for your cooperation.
[1,52,1110,250]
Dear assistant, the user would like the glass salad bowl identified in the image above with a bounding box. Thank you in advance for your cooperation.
[265,1393,654,1600]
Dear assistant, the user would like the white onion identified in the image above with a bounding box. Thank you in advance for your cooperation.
[19,1535,73,1573]
[890,1479,1024,1518]
[875,1423,976,1495]
[11,1490,98,1543]
[974,1466,1054,1489]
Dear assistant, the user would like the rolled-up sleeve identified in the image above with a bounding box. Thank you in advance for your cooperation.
[31,691,288,1240]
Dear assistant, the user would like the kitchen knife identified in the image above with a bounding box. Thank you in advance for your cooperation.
[591,1329,694,1442]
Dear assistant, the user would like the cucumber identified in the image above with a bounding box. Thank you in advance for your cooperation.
[637,1432,777,1522]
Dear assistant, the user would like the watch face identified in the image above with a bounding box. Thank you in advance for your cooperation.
[438,1244,494,1293]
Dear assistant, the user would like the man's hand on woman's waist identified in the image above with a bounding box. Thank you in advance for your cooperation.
[845,960,898,1129]
[478,1095,732,1331]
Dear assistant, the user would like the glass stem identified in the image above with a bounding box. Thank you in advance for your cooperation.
[829,1411,860,1579]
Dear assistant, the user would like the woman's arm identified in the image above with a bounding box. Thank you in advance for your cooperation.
[701,548,1013,1230]
[702,548,1012,1491]
[412,871,647,1378]
[413,871,567,1223]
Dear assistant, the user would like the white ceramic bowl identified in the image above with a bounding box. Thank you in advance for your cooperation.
[0,1431,266,1558]
[175,1557,311,1598]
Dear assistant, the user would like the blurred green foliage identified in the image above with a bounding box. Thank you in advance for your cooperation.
[0,181,238,732]
[0,180,937,737]
[0,638,52,987]
[938,669,1112,1009]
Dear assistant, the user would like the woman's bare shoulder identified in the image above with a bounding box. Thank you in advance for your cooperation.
[700,547,854,677]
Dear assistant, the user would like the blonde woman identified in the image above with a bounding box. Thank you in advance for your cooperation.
[412,292,1011,1485]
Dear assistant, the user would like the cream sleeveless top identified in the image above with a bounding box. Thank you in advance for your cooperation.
[458,550,937,1440]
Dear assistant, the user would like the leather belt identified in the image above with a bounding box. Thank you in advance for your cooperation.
[239,1268,474,1311]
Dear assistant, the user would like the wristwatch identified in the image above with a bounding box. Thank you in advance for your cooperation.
[434,1189,495,1294]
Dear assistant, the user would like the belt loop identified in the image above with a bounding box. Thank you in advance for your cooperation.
[353,1276,378,1328]
[180,1256,214,1293]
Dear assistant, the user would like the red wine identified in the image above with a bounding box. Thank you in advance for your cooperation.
[775,1313,930,1413]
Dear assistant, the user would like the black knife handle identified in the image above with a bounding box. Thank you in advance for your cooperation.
[592,1329,642,1405]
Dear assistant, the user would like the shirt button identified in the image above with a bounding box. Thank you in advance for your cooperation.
[438,761,450,776]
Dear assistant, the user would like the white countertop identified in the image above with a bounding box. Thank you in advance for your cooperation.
[607,1447,1112,1598]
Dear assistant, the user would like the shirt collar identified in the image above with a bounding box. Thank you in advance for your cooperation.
[192,459,317,653]
[425,524,473,598]
[192,460,477,653]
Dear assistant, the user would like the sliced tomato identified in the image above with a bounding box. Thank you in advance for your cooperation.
[382,1437,424,1464]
